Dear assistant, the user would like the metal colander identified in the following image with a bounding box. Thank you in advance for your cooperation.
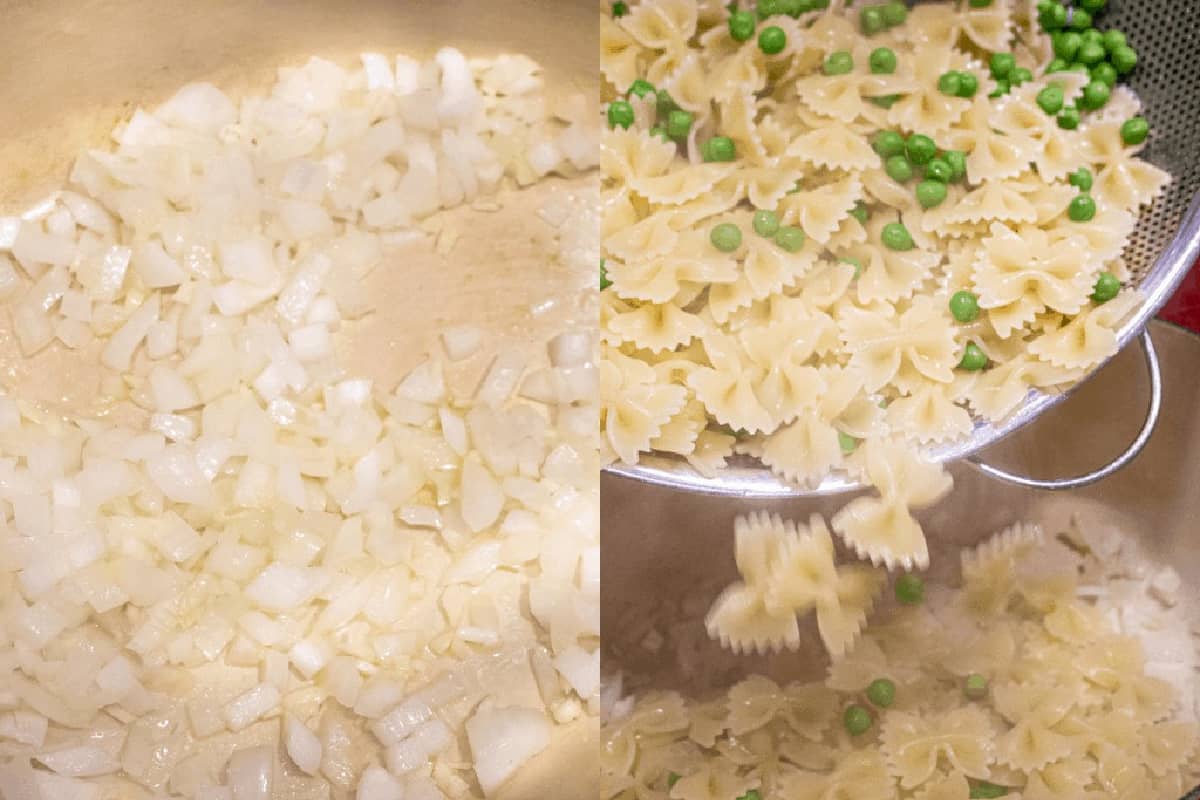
[606,0,1200,497]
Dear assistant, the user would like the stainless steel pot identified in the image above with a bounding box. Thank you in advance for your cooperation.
[603,319,1200,792]
[0,2,596,797]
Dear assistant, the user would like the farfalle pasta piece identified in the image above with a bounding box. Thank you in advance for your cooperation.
[831,439,953,569]
[841,297,959,392]
[795,66,914,125]
[885,383,974,444]
[760,412,843,488]
[725,674,787,735]
[601,15,642,93]
[705,586,802,655]
[960,522,1044,615]
[786,120,879,172]
[817,564,886,658]
[778,174,864,244]
[996,714,1075,772]
[1028,289,1141,370]
[1140,722,1199,779]
[777,751,895,800]
[607,301,709,353]
[880,707,996,789]
[619,0,697,51]
[602,126,678,184]
[601,351,689,464]
[631,162,740,205]
[972,222,1095,337]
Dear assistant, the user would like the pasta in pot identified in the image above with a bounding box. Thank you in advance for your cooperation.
[600,0,1169,573]
[602,518,1200,800]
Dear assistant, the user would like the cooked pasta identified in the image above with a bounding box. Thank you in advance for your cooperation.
[600,0,1167,571]
[603,520,1200,800]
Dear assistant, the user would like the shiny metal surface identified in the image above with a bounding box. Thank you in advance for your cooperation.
[967,329,1162,490]
[607,3,1200,496]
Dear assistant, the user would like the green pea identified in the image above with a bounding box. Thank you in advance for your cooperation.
[607,101,635,129]
[949,290,980,322]
[600,259,611,290]
[1069,8,1092,31]
[757,0,785,17]
[1111,45,1138,76]
[1121,116,1150,145]
[1080,28,1104,47]
[824,50,854,75]
[775,225,806,252]
[905,134,937,166]
[1091,62,1117,87]
[656,89,678,117]
[969,782,1010,799]
[849,201,870,224]
[944,151,967,182]
[916,180,948,209]
[1010,67,1033,85]
[1077,40,1106,66]
[728,9,757,41]
[758,25,787,55]
[989,52,1016,79]
[959,342,988,371]
[665,109,693,140]
[1036,85,1065,115]
[843,704,873,736]
[870,94,901,109]
[1068,167,1093,191]
[1054,31,1082,60]
[886,154,914,183]
[1102,29,1127,54]
[1057,106,1081,130]
[881,222,914,251]
[648,126,670,141]
[869,47,898,75]
[710,223,743,252]
[1046,57,1069,74]
[752,209,780,237]
[782,0,808,16]
[1081,0,1107,10]
[895,574,925,604]
[702,135,737,162]
[957,72,979,97]
[611,0,629,17]
[736,791,762,800]
[1039,2,1067,30]
[866,678,896,708]
[838,431,858,454]
[968,0,993,6]
[1080,80,1111,110]
[627,79,655,99]
[861,5,886,35]
[964,673,989,700]
[989,79,1010,98]
[873,130,906,158]
[1092,271,1121,302]
[924,159,951,183]
[668,772,681,788]
[881,1,907,27]
[938,71,963,97]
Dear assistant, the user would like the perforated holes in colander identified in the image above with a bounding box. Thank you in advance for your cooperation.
[1107,0,1200,283]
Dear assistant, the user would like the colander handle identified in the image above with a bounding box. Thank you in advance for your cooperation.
[967,329,1162,490]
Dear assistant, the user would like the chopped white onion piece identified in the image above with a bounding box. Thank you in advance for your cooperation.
[223,683,281,732]
[284,715,323,775]
[465,706,552,795]
[227,745,273,800]
[36,744,120,777]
